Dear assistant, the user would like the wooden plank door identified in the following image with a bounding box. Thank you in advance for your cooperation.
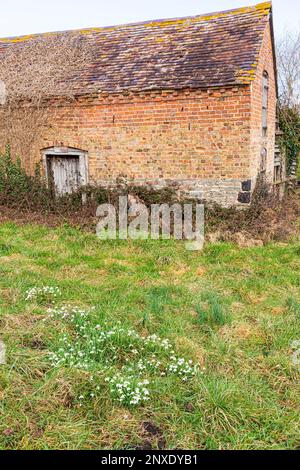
[47,156,80,195]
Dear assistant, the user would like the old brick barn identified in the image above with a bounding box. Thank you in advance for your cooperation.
[0,2,283,206]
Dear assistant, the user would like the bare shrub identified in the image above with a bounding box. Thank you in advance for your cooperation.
[277,31,300,109]
[277,31,300,176]
[0,32,95,169]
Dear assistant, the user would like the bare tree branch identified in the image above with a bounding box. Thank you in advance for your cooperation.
[277,31,300,109]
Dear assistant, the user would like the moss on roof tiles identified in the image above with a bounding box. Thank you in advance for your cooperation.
[0,2,272,93]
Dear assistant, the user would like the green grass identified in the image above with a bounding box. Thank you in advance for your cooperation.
[196,292,232,327]
[0,222,299,450]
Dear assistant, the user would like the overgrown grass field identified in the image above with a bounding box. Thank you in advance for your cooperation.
[0,222,299,450]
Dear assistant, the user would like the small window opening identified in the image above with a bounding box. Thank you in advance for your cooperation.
[262,71,269,137]
[274,143,282,183]
[274,165,281,183]
[260,148,267,175]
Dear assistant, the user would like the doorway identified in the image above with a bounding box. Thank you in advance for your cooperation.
[43,147,88,196]
[46,155,80,195]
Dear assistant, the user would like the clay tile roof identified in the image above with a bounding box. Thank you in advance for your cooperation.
[0,2,273,94]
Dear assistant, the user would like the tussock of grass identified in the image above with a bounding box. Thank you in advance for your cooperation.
[196,292,232,327]
[0,223,299,450]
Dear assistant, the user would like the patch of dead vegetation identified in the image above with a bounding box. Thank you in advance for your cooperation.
[2,312,45,333]
[270,306,289,316]
[220,323,264,342]
[1,188,298,249]
[244,292,268,305]
[207,231,264,248]
[0,253,28,263]
[175,336,206,367]
[0,205,98,231]
[55,264,108,283]
[0,287,20,304]
[196,266,207,277]
[170,263,190,278]
[92,408,143,448]
[206,189,300,246]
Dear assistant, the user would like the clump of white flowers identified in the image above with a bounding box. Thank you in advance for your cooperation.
[47,304,91,321]
[144,334,172,352]
[167,357,196,381]
[24,287,200,408]
[105,375,150,406]
[25,286,61,303]
[49,334,93,370]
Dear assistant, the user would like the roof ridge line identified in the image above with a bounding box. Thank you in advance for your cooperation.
[0,2,272,42]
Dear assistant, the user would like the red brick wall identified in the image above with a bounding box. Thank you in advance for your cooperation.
[250,21,277,184]
[38,86,252,206]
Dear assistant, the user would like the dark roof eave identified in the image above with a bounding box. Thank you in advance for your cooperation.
[73,82,251,99]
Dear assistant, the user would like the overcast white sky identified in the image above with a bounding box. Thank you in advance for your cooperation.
[0,0,299,39]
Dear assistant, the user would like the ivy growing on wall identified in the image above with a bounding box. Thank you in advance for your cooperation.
[0,145,50,208]
[279,107,300,178]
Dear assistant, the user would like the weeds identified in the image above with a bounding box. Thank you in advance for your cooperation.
[0,145,51,210]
